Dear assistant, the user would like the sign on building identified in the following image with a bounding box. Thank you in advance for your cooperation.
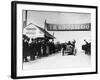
[23,23,44,38]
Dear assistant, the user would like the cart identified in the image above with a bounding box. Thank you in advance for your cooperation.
[62,43,77,56]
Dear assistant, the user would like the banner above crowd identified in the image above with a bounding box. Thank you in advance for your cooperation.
[46,23,91,31]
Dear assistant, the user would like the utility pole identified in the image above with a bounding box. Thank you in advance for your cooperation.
[23,10,27,28]
[44,19,47,42]
[44,19,47,31]
[25,10,27,27]
[52,32,54,42]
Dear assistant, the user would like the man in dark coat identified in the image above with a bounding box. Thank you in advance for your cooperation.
[83,40,91,55]
[62,43,66,56]
[29,39,36,60]
[36,41,42,58]
[23,38,29,62]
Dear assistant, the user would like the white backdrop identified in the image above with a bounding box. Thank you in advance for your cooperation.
[0,0,99,80]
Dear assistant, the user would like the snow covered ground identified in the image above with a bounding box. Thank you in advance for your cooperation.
[23,51,91,70]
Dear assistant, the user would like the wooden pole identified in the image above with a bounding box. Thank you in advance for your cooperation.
[25,10,27,27]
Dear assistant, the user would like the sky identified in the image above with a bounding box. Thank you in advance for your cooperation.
[23,10,91,28]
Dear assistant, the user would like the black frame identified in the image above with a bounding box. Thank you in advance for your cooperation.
[11,1,98,79]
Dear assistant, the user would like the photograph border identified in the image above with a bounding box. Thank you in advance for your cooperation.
[11,1,98,79]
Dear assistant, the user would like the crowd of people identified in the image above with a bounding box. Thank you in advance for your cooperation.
[23,35,61,62]
[82,40,91,55]
[23,34,91,62]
